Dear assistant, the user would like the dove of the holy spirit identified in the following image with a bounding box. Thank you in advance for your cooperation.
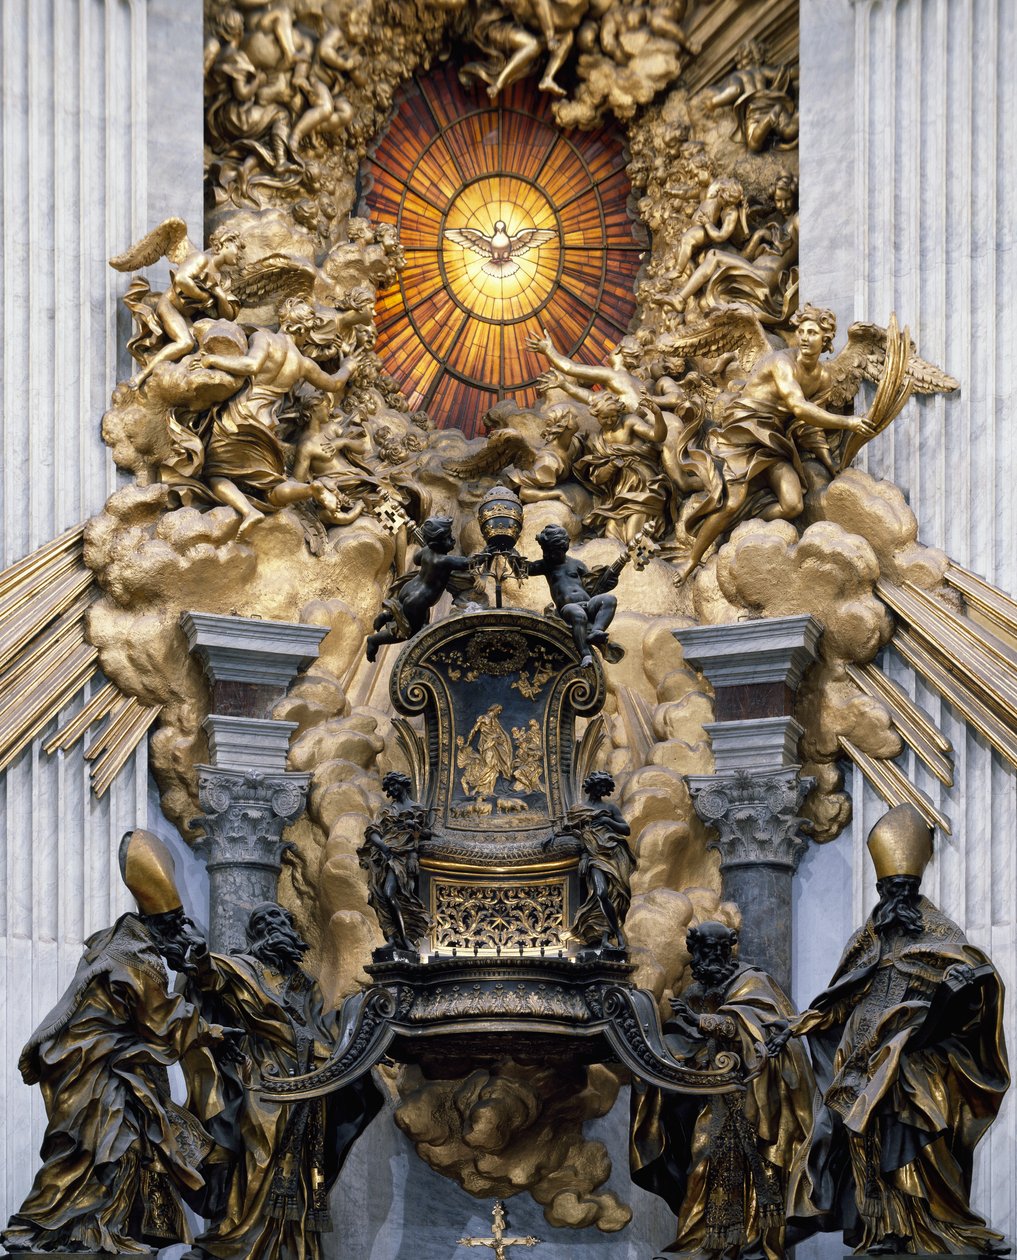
[443,220,557,278]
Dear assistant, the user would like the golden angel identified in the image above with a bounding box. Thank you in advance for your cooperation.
[110,217,244,387]
[665,304,959,578]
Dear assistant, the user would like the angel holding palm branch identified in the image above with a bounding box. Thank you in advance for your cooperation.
[670,304,958,579]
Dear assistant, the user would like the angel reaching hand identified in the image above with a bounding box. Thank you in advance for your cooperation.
[669,304,958,579]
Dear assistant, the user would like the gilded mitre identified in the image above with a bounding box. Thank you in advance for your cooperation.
[866,803,933,880]
[118,828,183,915]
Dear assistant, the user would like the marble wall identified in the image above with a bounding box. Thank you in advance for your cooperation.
[0,0,203,1227]
[797,0,1017,1252]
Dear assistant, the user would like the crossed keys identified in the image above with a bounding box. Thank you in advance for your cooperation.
[458,1201,541,1260]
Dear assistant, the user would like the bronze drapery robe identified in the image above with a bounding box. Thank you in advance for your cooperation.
[568,801,634,945]
[631,964,816,1260]
[789,897,1009,1254]
[3,914,212,1254]
[184,951,382,1260]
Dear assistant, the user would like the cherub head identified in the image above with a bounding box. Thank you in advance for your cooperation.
[419,515,455,553]
[708,177,744,207]
[792,303,837,354]
[209,226,244,267]
[211,7,244,45]
[346,216,373,244]
[536,523,570,560]
[540,404,578,443]
[345,284,375,312]
[374,223,402,259]
[293,390,333,428]
[735,39,767,69]
[610,335,644,372]
[589,392,627,426]
[773,173,799,216]
[342,0,373,44]
[278,296,322,342]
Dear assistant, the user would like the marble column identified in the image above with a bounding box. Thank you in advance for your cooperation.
[677,615,821,992]
[181,611,326,950]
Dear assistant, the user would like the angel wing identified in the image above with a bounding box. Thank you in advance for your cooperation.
[661,305,774,375]
[443,427,538,478]
[508,227,556,256]
[109,217,194,272]
[823,320,960,410]
[230,254,318,306]
[444,227,496,258]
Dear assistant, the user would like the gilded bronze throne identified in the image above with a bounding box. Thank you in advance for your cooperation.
[263,604,743,1102]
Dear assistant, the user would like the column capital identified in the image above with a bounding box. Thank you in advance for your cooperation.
[194,765,312,950]
[685,767,813,873]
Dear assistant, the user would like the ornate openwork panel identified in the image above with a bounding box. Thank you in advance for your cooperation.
[363,64,643,434]
[430,876,568,950]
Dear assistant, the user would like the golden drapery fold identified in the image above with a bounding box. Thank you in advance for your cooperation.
[631,964,816,1260]
[183,952,382,1260]
[3,914,212,1254]
[789,898,1009,1254]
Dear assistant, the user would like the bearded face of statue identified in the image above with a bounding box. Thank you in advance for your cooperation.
[246,903,311,972]
[872,875,924,936]
[145,907,205,972]
[687,922,739,988]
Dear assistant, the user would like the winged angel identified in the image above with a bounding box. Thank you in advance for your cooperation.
[110,216,319,385]
[444,221,556,279]
[668,304,959,578]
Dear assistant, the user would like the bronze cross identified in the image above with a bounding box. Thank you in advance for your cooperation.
[458,1200,541,1260]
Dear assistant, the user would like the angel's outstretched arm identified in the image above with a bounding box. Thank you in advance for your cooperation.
[554,377,597,406]
[527,328,616,387]
[302,347,363,394]
[773,358,868,433]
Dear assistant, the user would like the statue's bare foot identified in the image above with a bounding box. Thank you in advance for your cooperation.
[538,77,567,98]
[236,508,265,538]
[580,651,593,668]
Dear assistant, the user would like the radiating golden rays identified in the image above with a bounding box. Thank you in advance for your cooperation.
[365,64,643,435]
